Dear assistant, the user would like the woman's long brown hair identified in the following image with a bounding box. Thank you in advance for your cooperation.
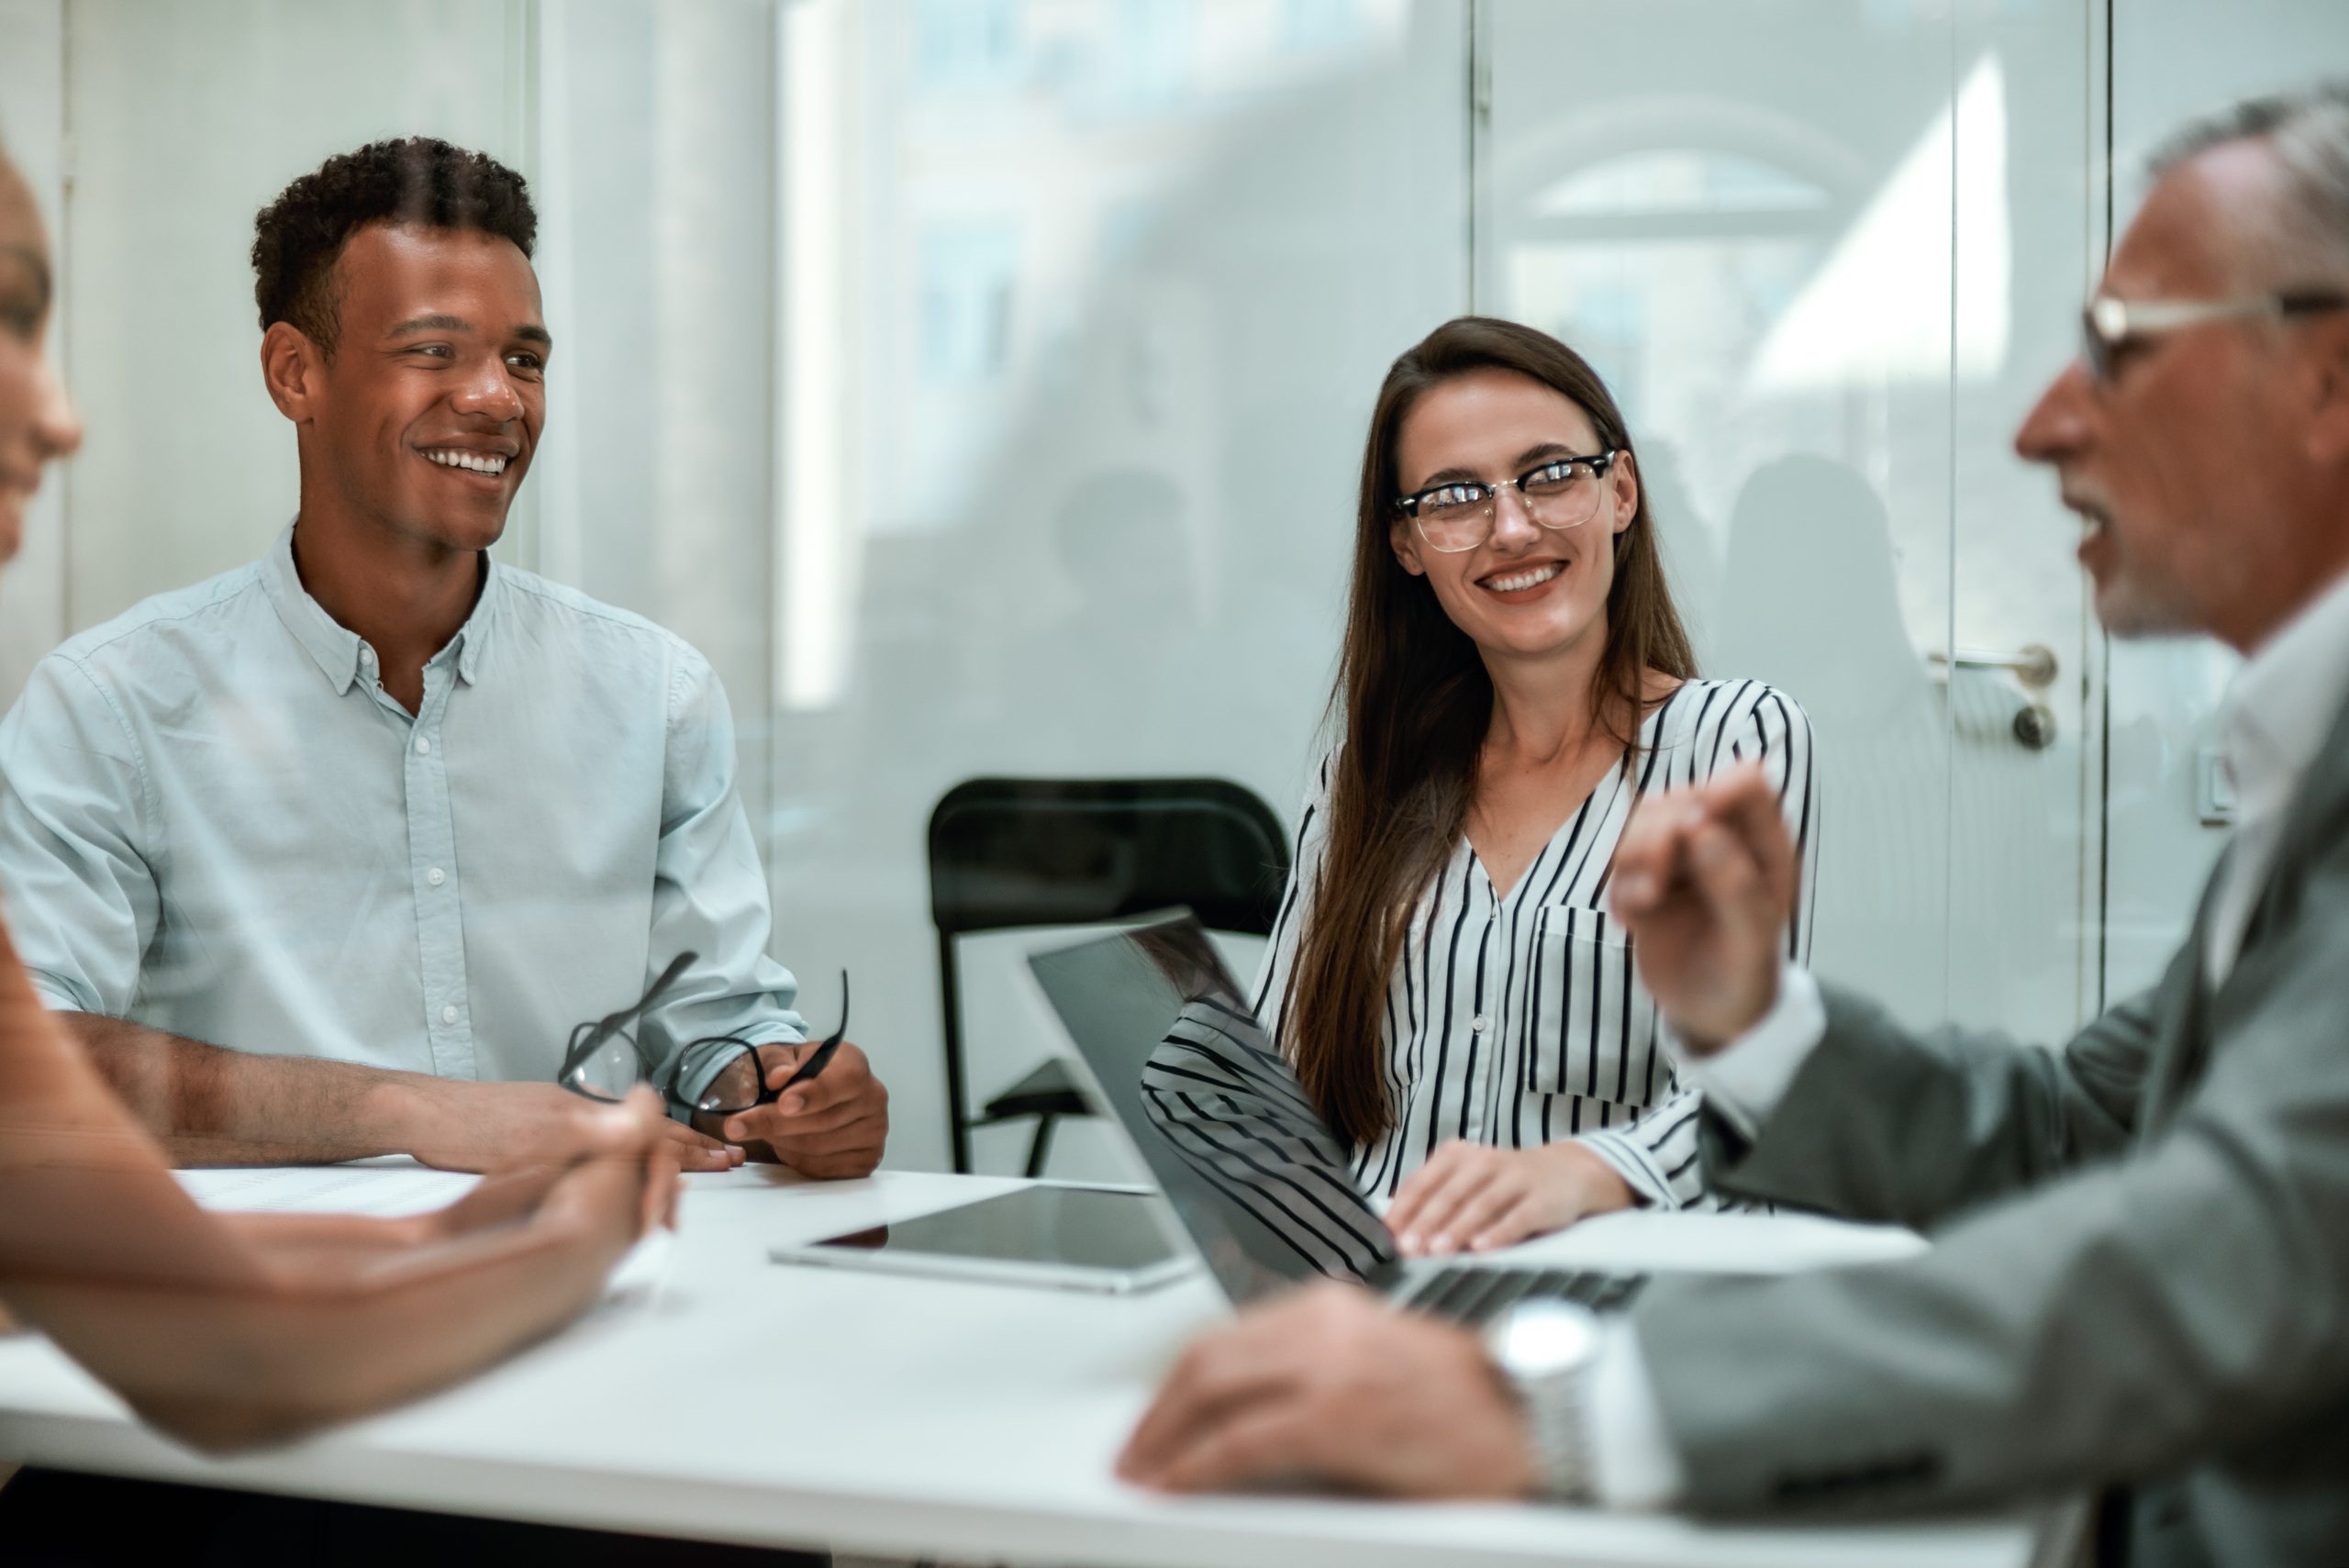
[1285,317,1695,1150]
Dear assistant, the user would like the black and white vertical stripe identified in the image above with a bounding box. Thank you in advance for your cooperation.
[1253,679,1820,1209]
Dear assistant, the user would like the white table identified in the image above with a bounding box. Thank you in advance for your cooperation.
[0,1165,2051,1568]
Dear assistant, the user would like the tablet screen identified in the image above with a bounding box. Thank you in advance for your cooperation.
[809,1185,1182,1274]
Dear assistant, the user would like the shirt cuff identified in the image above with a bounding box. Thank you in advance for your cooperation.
[28,971,90,1014]
[1575,1128,1674,1209]
[1585,1320,1686,1509]
[1676,963,1826,1139]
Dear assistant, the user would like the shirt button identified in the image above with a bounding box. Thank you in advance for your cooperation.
[428,867,446,887]
[415,736,431,755]
[359,646,375,666]
[1472,1014,1488,1033]
[440,1004,460,1026]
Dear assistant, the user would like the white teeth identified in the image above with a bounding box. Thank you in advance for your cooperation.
[1484,562,1563,594]
[424,449,508,476]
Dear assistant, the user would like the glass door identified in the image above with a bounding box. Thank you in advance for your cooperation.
[1477,0,2102,1042]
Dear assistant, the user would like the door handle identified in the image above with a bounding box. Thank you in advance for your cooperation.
[1931,643,2058,690]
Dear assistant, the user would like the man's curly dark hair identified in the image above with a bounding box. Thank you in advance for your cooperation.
[251,137,536,358]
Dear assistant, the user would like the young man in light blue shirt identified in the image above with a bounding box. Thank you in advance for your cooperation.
[0,137,888,1179]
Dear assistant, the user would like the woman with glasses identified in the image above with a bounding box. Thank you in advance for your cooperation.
[0,140,697,1557]
[1259,317,1817,1257]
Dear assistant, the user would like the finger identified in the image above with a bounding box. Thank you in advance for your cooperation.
[1609,795,1701,915]
[1395,1158,1500,1256]
[657,1118,743,1172]
[639,1138,680,1234]
[459,1162,568,1213]
[1469,1195,1553,1252]
[1687,818,1766,924]
[1386,1141,1475,1237]
[767,1112,885,1151]
[754,1040,817,1091]
[771,1044,874,1117]
[1704,761,1798,911]
[769,1125,888,1174]
[1120,1307,1317,1475]
[724,1084,881,1142]
[635,1086,740,1166]
[1437,1175,1531,1253]
[1140,1399,1326,1495]
[775,1146,885,1181]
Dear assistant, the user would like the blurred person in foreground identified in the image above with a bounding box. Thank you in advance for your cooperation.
[1120,83,2349,1568]
[0,137,886,1179]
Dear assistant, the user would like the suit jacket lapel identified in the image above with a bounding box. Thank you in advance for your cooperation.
[2154,682,2349,1126]
[2142,848,2229,1134]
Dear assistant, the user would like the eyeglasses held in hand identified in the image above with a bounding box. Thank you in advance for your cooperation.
[1393,450,1620,554]
[557,954,850,1117]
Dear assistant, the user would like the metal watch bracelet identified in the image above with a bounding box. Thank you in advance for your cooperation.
[1500,1353,1598,1504]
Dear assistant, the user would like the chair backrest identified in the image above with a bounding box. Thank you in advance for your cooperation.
[927,777,1292,939]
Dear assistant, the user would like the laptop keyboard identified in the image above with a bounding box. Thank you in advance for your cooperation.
[1397,1264,1650,1327]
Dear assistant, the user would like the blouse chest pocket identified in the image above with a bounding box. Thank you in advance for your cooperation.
[1527,906,1666,1110]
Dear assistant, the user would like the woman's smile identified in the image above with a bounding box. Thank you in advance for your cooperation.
[1476,559,1567,599]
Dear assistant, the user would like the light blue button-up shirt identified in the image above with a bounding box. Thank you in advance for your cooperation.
[0,524,804,1118]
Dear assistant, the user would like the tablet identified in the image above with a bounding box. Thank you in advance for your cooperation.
[768,1185,1196,1294]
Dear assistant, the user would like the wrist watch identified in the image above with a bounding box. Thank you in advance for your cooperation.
[1484,1298,1605,1504]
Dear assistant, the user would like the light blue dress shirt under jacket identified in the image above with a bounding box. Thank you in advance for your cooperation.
[0,525,805,1119]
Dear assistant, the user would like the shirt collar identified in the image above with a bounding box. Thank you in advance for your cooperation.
[2221,566,2349,826]
[260,522,502,694]
[261,523,365,694]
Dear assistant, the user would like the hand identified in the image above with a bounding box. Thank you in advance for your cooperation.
[405,1079,742,1175]
[695,1040,888,1179]
[1386,1140,1635,1256]
[1118,1282,1539,1498]
[1607,761,1795,1052]
[429,1087,682,1237]
[540,1086,682,1238]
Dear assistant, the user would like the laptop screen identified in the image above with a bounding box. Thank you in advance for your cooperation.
[1026,910,1404,1304]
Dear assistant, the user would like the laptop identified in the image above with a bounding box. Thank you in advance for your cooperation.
[1025,908,1665,1327]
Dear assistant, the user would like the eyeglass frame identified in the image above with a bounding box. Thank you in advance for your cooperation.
[2080,289,2349,383]
[555,951,852,1118]
[1392,450,1621,554]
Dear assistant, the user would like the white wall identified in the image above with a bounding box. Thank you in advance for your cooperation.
[54,1,529,632]
[10,0,2346,1176]
[1478,0,2104,1045]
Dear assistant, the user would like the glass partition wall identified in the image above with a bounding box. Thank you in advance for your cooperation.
[4,0,2341,1173]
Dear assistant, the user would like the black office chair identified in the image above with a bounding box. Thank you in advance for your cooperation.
[927,777,1292,1176]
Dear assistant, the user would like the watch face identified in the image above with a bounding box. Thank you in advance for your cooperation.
[1492,1300,1602,1377]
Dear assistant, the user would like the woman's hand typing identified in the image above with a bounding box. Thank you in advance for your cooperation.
[1386,1138,1635,1256]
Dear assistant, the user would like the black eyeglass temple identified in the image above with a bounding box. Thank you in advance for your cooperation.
[2279,288,2349,315]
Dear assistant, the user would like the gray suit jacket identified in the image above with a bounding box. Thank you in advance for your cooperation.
[1631,700,2349,1566]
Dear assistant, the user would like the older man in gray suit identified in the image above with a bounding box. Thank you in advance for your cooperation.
[1117,83,2349,1568]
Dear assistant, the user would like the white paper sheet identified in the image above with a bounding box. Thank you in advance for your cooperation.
[175,1159,479,1218]
[175,1160,674,1303]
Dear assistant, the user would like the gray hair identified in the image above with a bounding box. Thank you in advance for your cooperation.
[2150,82,2349,284]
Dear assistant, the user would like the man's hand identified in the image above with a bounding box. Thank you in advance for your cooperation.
[694,1040,888,1179]
[401,1079,741,1174]
[1118,1282,1539,1498]
[1386,1140,1635,1256]
[1607,761,1796,1053]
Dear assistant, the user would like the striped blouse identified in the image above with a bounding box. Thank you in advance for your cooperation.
[1251,678,1819,1209]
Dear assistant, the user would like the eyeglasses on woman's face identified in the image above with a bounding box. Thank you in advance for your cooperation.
[1393,450,1620,554]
